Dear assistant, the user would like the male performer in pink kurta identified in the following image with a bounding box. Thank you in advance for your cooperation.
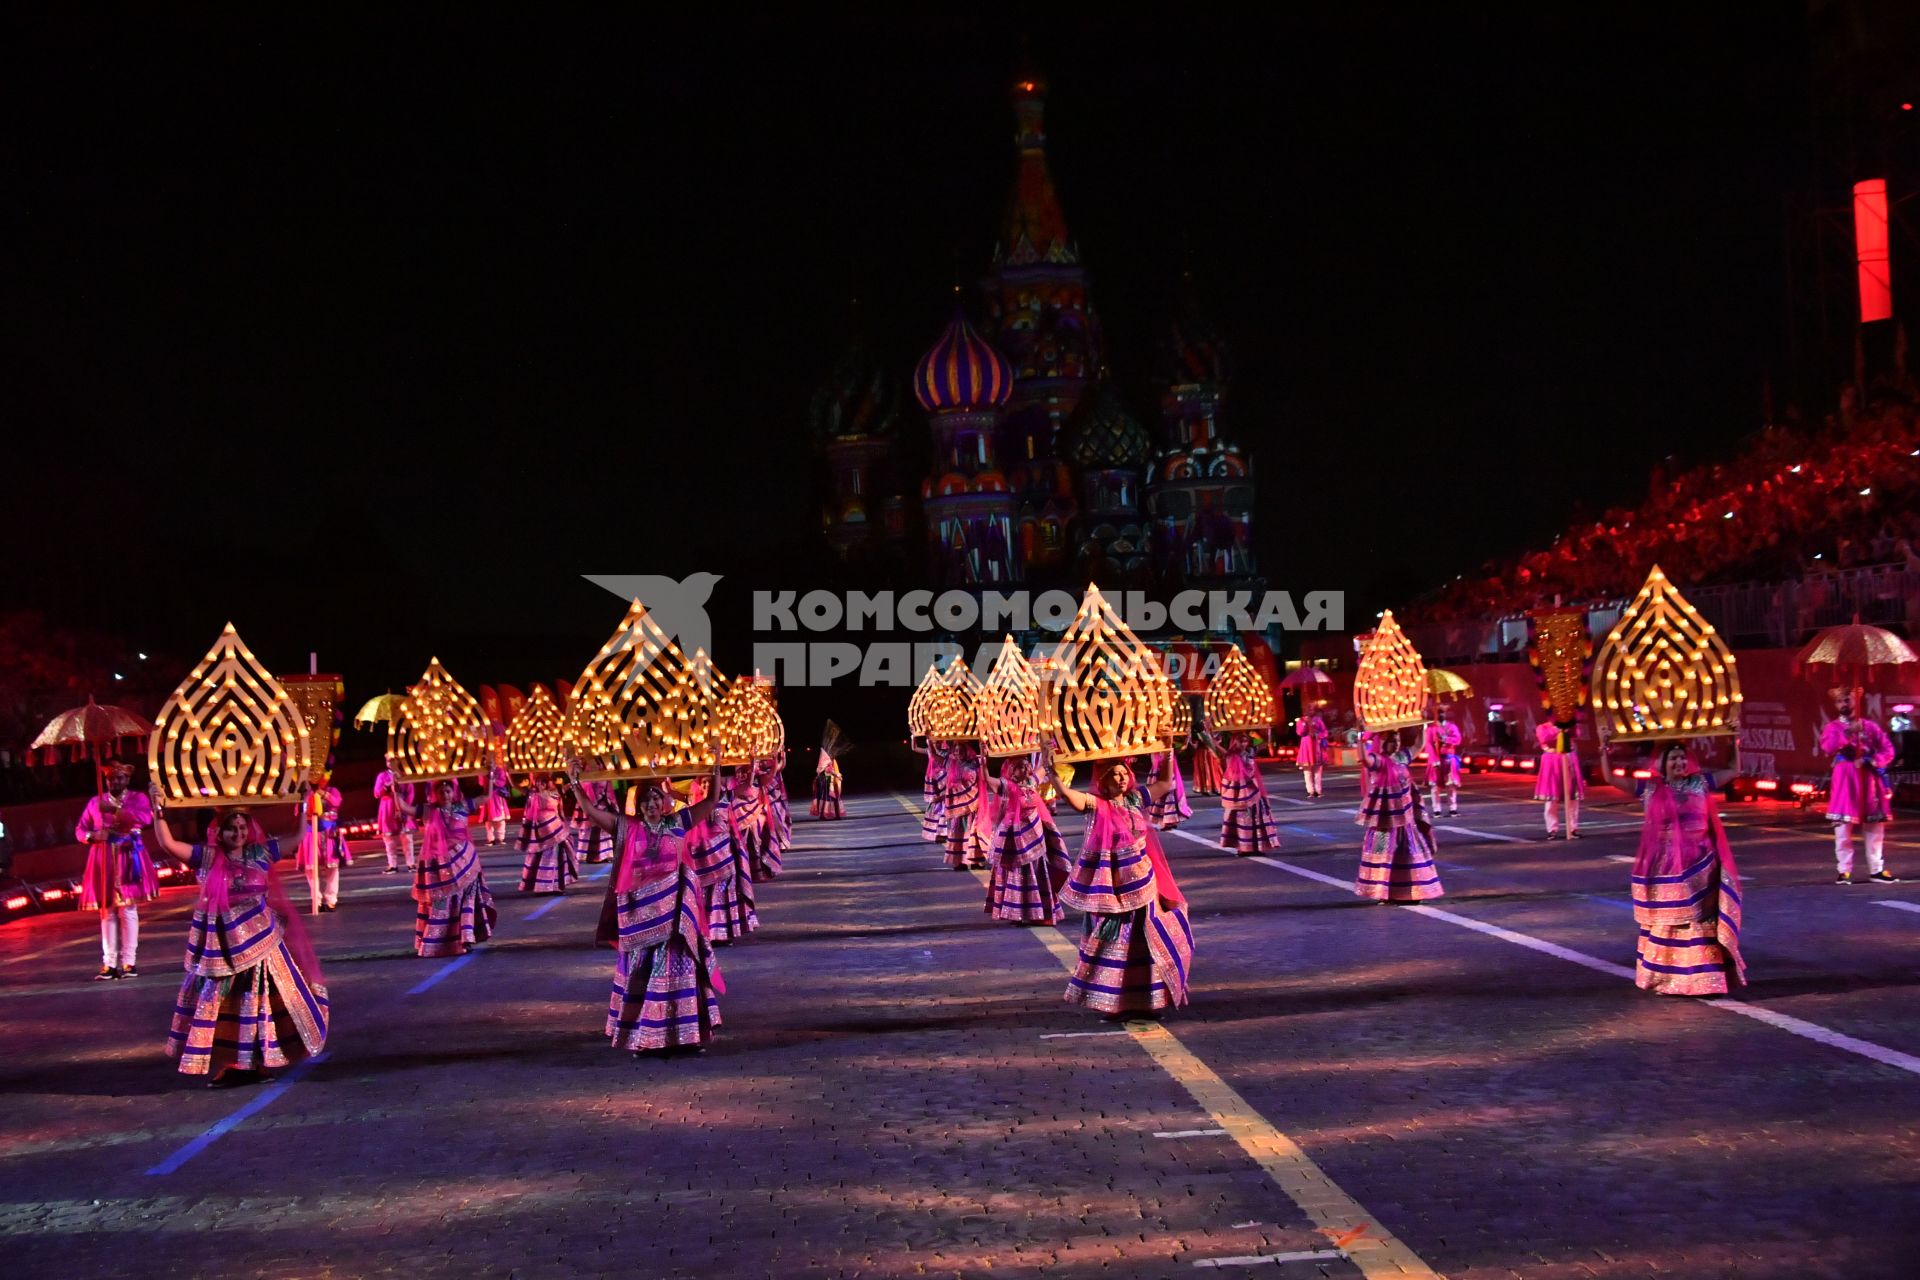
[1822,692,1899,884]
[1533,720,1584,839]
[374,760,416,872]
[76,762,157,979]
[1293,707,1330,798]
[1423,711,1464,816]
[295,775,352,913]
[480,763,512,846]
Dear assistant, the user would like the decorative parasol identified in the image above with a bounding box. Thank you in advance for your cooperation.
[353,692,408,728]
[1794,616,1918,692]
[29,698,158,767]
[1280,667,1334,689]
[1426,668,1474,701]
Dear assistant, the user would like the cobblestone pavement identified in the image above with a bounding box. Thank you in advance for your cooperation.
[1,773,1917,1278]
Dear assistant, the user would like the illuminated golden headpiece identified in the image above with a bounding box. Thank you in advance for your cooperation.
[1203,644,1277,733]
[281,674,343,772]
[1047,584,1172,764]
[506,683,569,774]
[907,662,944,740]
[563,600,721,780]
[387,658,490,782]
[943,654,983,733]
[1167,694,1193,742]
[1528,606,1592,723]
[1591,565,1742,743]
[149,624,312,807]
[1355,611,1429,732]
[716,675,785,765]
[980,636,1043,759]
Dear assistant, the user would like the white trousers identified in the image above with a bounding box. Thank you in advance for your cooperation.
[485,819,507,845]
[306,860,341,910]
[1544,796,1580,834]
[383,831,415,869]
[100,905,140,968]
[1835,822,1887,876]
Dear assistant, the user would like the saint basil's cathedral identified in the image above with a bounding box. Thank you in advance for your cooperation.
[812,72,1260,597]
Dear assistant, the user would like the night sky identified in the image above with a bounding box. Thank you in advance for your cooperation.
[2,7,1836,737]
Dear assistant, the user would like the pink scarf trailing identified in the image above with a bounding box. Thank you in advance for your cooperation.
[1088,795,1187,910]
[614,819,691,894]
[420,804,455,867]
[198,822,325,986]
[1634,771,1738,880]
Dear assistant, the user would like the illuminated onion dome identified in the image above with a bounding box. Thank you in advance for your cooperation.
[810,335,902,440]
[1065,381,1152,469]
[912,308,1014,413]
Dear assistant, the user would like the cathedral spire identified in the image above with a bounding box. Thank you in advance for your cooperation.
[998,72,1077,267]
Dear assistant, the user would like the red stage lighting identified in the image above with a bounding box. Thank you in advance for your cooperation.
[1854,179,1893,322]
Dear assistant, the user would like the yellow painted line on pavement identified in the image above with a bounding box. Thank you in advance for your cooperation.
[889,792,1441,1279]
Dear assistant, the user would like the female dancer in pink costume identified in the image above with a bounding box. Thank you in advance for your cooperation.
[761,750,793,866]
[745,760,782,881]
[1423,710,1463,816]
[294,773,352,914]
[572,778,617,863]
[1188,734,1223,796]
[76,762,156,980]
[1628,742,1745,995]
[147,786,329,1087]
[372,761,416,873]
[1355,728,1445,903]
[479,762,512,846]
[1143,748,1192,830]
[574,774,725,1055]
[978,753,1071,924]
[938,743,986,870]
[1053,754,1193,1018]
[1822,691,1899,884]
[915,740,949,838]
[517,773,579,894]
[1534,719,1584,839]
[388,777,498,957]
[1204,732,1280,856]
[1293,706,1330,798]
[694,769,759,943]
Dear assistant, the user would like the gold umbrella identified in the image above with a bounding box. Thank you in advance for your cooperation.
[29,697,158,764]
[1795,618,1918,690]
[353,691,408,728]
[1426,668,1474,701]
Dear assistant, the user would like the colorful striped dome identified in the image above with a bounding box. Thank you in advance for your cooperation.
[913,308,1013,413]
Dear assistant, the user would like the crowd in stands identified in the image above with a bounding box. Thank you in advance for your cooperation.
[1416,382,1920,621]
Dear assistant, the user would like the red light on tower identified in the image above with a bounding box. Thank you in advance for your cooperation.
[1854,179,1892,323]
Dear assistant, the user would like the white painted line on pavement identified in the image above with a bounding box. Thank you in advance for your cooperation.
[1194,1250,1345,1268]
[1038,1030,1130,1039]
[1874,901,1920,915]
[1604,855,1634,863]
[1434,823,1527,844]
[1169,828,1920,1079]
[904,794,1441,1280]
[1154,1127,1229,1138]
